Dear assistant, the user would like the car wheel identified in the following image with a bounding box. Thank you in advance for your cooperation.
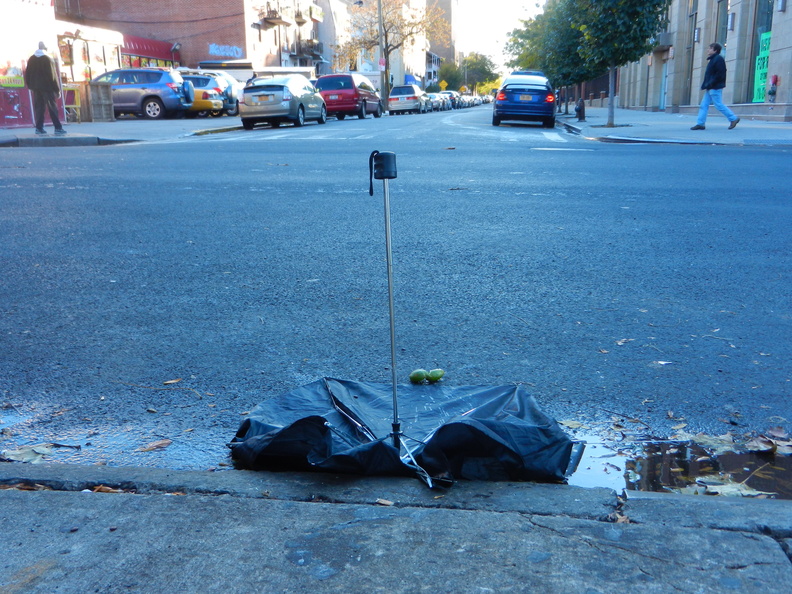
[209,110,223,117]
[196,110,210,118]
[225,101,239,117]
[294,106,305,127]
[492,114,501,126]
[373,103,382,118]
[358,102,366,119]
[143,98,165,120]
[543,117,556,128]
[337,114,345,120]
[242,118,255,130]
[318,105,327,125]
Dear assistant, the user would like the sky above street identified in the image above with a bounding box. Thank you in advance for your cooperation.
[455,0,546,73]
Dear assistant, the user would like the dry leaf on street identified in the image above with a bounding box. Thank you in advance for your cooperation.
[559,420,584,430]
[163,378,182,385]
[92,485,125,493]
[745,435,776,453]
[136,439,172,452]
[0,444,53,464]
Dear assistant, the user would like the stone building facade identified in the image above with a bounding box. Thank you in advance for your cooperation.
[619,0,791,120]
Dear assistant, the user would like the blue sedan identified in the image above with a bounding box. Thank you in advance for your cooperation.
[492,74,556,128]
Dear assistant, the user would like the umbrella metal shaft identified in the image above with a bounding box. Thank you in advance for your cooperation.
[381,178,401,450]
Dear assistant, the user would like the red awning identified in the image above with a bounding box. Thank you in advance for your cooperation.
[121,34,179,61]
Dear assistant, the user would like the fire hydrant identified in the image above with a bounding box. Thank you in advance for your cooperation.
[575,98,586,122]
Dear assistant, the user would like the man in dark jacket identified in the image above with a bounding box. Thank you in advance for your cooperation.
[691,43,739,131]
[24,42,66,135]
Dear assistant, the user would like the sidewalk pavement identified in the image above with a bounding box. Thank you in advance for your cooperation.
[0,115,240,147]
[2,106,791,147]
[1,462,791,591]
[560,105,792,146]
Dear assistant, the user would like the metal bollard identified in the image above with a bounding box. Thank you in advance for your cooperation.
[368,150,401,451]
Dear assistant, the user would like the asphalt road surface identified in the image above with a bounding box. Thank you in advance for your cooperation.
[1,106,790,471]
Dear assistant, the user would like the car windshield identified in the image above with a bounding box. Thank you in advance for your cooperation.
[315,78,349,91]
[390,87,415,96]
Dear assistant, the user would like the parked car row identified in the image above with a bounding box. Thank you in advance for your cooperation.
[89,66,493,125]
[387,86,487,115]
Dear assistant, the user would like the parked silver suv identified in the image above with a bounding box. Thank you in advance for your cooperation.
[91,68,194,119]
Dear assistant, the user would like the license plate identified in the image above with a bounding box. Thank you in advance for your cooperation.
[329,94,339,100]
[252,95,273,104]
[519,94,535,102]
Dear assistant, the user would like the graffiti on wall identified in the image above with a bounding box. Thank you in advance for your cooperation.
[208,44,243,58]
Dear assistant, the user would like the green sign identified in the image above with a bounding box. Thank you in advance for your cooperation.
[753,31,771,102]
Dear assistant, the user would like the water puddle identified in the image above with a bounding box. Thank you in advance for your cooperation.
[569,431,792,499]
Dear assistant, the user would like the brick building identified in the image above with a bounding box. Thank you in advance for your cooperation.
[54,0,330,73]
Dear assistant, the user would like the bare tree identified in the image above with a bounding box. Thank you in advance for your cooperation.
[336,0,450,100]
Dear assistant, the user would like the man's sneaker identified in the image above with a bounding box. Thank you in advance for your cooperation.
[690,125,705,130]
[728,118,740,130]
[34,129,47,135]
[54,129,67,135]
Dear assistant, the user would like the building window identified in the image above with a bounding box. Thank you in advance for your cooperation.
[750,0,774,102]
[715,1,729,45]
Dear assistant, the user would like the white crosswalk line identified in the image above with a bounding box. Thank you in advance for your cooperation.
[542,131,567,143]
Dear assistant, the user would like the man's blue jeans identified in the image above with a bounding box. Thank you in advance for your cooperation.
[696,89,737,125]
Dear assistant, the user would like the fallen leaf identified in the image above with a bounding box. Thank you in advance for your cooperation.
[375,498,394,506]
[559,420,584,429]
[0,482,52,491]
[163,378,182,385]
[146,408,157,413]
[672,423,688,430]
[745,436,776,453]
[697,479,776,498]
[598,349,609,354]
[653,361,673,365]
[92,485,125,494]
[0,444,53,463]
[136,439,172,452]
[615,338,633,346]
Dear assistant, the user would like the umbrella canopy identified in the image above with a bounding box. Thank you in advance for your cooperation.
[230,378,580,487]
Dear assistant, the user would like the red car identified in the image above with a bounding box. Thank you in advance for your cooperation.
[314,73,383,120]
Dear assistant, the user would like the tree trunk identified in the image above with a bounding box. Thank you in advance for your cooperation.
[607,65,616,127]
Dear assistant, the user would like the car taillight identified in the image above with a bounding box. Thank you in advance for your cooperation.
[166,82,179,92]
[201,91,209,100]
[282,89,292,101]
[496,91,506,101]
[213,87,223,94]
[545,94,555,103]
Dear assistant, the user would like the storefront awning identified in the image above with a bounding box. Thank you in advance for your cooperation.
[121,34,178,60]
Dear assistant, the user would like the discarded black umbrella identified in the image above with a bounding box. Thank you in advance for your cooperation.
[229,151,582,487]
